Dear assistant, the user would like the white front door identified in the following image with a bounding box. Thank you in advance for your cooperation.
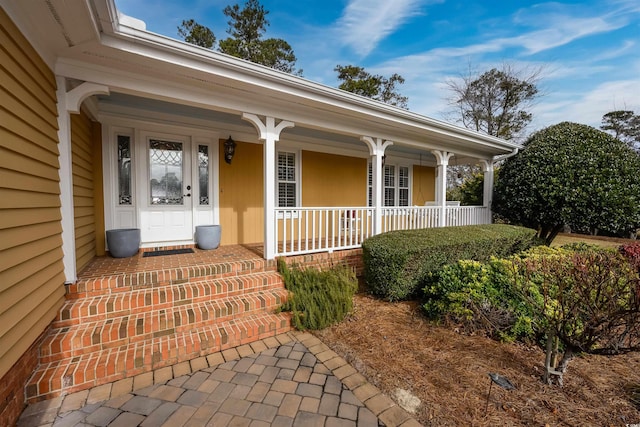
[139,132,194,243]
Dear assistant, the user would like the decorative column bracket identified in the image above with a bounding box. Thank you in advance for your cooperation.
[66,82,110,114]
[361,136,393,236]
[242,114,294,143]
[242,113,294,260]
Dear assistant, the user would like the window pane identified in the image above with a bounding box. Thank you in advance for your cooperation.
[399,166,409,188]
[149,139,183,205]
[384,165,395,187]
[277,152,297,207]
[384,188,395,206]
[278,183,296,207]
[399,188,409,206]
[198,145,209,205]
[117,135,132,205]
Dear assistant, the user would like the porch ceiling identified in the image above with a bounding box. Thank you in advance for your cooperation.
[97,91,451,164]
[3,0,519,161]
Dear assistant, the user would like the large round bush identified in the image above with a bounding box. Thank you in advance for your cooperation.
[494,122,640,243]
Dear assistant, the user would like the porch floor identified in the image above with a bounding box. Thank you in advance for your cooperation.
[78,244,267,279]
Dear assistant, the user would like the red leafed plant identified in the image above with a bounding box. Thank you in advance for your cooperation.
[620,242,640,273]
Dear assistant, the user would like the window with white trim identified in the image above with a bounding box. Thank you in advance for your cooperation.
[277,151,298,207]
[368,162,410,207]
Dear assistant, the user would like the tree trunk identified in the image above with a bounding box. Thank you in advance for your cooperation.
[543,331,555,385]
[555,348,575,387]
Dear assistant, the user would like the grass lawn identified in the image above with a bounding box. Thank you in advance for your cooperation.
[552,232,634,248]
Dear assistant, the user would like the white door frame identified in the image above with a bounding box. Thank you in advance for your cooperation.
[138,130,194,244]
[102,117,219,248]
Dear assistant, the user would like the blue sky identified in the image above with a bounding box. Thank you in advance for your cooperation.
[115,0,639,135]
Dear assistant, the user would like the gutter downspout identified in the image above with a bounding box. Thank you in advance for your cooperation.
[492,147,519,163]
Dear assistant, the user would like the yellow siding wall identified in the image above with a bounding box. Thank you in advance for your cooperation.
[71,111,98,270]
[302,151,366,206]
[218,140,264,245]
[0,8,65,379]
[92,122,105,256]
[413,165,436,205]
[218,147,369,245]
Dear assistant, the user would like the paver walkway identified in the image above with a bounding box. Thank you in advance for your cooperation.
[17,332,421,427]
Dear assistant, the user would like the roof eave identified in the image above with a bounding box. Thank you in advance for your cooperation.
[94,0,520,155]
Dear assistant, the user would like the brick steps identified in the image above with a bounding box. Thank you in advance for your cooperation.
[54,272,283,328]
[40,289,288,362]
[65,258,277,298]
[26,311,291,401]
[26,252,293,403]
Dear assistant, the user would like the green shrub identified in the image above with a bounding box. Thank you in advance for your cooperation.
[423,257,539,342]
[362,224,539,301]
[277,260,358,330]
[423,244,640,347]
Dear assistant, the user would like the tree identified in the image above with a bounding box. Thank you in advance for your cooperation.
[446,64,541,141]
[493,122,640,244]
[177,19,216,49]
[177,0,302,75]
[516,247,640,386]
[334,65,408,108]
[447,171,485,206]
[219,0,302,75]
[600,110,640,151]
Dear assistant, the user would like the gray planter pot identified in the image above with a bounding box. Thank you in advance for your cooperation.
[195,225,221,250]
[106,228,141,258]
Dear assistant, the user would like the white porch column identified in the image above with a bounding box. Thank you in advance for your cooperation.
[431,150,454,227]
[361,137,393,235]
[242,113,294,260]
[56,77,109,283]
[480,159,494,223]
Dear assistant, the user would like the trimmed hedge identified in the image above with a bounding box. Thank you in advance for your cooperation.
[362,224,539,301]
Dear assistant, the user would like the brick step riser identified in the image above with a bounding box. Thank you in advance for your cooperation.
[26,312,292,402]
[40,290,288,362]
[54,273,285,327]
[66,261,277,298]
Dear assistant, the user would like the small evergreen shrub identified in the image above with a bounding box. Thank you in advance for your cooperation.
[277,260,358,330]
[362,224,539,301]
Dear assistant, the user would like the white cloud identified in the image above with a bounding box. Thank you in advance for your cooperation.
[334,0,430,57]
[506,17,624,55]
[565,80,639,124]
[590,40,636,62]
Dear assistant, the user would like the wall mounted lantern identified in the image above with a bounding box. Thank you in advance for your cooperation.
[224,136,236,164]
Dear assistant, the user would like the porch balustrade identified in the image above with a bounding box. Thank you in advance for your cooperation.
[274,205,491,256]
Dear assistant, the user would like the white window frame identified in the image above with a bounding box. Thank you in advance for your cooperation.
[276,150,301,218]
[367,161,411,207]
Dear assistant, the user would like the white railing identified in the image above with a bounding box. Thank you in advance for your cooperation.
[380,206,440,232]
[274,205,491,256]
[445,206,491,226]
[275,207,374,256]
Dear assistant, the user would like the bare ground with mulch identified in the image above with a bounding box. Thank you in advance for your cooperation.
[314,294,640,426]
